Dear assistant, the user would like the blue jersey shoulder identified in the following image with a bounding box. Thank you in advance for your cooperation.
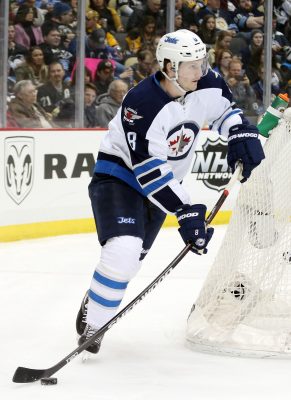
[121,73,172,133]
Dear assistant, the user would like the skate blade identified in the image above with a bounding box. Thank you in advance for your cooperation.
[82,351,92,362]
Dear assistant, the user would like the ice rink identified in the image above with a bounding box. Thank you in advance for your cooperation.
[1,226,291,400]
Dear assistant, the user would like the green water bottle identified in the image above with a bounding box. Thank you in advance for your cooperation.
[257,93,289,138]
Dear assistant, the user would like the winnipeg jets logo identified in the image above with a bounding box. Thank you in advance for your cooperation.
[167,122,199,160]
[123,107,143,125]
[164,36,179,44]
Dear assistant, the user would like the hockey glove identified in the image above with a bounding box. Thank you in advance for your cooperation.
[176,204,214,255]
[227,124,265,183]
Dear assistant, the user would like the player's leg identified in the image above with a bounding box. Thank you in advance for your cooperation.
[76,198,166,345]
[139,198,167,261]
[78,174,147,353]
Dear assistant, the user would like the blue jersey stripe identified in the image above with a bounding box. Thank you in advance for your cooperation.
[94,160,144,195]
[134,158,166,177]
[93,270,128,290]
[142,172,174,196]
[89,289,122,308]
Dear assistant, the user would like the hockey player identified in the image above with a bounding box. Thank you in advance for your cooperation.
[76,29,265,354]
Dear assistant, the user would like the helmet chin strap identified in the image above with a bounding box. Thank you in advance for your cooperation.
[161,71,187,96]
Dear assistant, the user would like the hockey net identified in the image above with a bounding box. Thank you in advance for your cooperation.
[186,112,291,358]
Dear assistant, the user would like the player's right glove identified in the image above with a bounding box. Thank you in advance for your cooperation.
[176,204,214,255]
[227,124,265,183]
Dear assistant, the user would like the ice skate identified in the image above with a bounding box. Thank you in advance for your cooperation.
[78,324,103,359]
[76,291,88,336]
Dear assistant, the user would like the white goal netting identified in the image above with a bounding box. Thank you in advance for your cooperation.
[186,112,291,358]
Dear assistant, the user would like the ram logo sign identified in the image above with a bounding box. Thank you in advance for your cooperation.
[5,137,34,204]
[192,136,232,192]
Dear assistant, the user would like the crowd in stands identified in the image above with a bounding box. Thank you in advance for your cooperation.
[6,0,291,129]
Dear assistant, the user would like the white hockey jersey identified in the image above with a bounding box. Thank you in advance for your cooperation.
[94,69,256,214]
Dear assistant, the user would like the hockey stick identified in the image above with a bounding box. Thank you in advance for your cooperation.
[12,165,242,384]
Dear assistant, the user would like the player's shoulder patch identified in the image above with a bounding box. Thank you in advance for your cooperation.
[121,75,172,132]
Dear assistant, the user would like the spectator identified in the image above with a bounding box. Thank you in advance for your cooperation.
[88,0,125,32]
[95,79,128,127]
[37,61,71,114]
[8,23,28,77]
[15,46,49,86]
[174,0,199,30]
[40,24,74,77]
[82,28,125,74]
[84,83,99,128]
[131,49,154,85]
[272,13,291,65]
[207,30,232,66]
[233,0,264,40]
[14,5,44,49]
[252,64,282,108]
[197,0,235,31]
[126,15,157,56]
[7,79,52,128]
[246,47,273,85]
[174,10,183,31]
[213,49,232,79]
[226,58,259,117]
[52,97,75,127]
[13,0,45,27]
[240,29,263,69]
[197,14,219,50]
[70,66,94,88]
[42,2,75,39]
[125,28,142,56]
[85,9,119,47]
[126,0,165,35]
[93,59,115,95]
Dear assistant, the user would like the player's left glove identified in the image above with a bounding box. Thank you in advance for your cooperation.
[227,124,265,183]
[176,204,214,255]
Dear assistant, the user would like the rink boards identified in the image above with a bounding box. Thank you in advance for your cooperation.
[0,128,240,241]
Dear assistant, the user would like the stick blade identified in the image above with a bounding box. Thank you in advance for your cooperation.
[12,367,48,383]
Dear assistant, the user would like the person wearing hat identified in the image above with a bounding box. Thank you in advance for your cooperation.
[93,59,115,95]
[42,1,75,40]
[86,9,119,47]
[88,0,125,33]
[83,28,125,75]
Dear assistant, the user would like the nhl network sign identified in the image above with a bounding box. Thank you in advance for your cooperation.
[192,136,232,192]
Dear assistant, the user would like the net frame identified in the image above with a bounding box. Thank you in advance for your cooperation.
[186,114,291,358]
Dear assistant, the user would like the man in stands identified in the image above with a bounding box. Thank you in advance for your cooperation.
[37,61,71,115]
[7,79,52,128]
[95,79,129,127]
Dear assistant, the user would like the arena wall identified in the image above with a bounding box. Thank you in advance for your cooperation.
[0,128,240,241]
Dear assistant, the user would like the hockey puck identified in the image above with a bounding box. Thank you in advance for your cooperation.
[40,377,58,385]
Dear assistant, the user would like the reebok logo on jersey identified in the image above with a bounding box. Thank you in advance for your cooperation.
[117,217,136,224]
[177,212,199,221]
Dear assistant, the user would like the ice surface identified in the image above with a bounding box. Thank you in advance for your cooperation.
[1,227,291,399]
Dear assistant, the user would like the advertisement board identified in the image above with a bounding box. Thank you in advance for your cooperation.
[0,129,240,241]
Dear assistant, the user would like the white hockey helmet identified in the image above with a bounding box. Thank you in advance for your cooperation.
[156,29,208,76]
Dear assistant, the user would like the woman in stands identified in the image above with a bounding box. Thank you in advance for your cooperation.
[13,5,44,50]
[15,46,49,87]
